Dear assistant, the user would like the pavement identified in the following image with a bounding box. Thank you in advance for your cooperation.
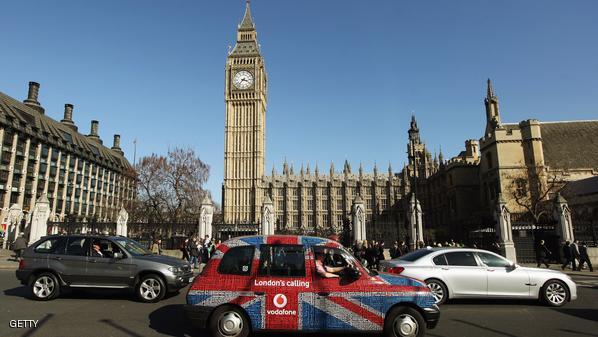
[0,249,18,270]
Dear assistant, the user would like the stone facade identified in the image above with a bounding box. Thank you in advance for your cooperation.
[0,82,135,225]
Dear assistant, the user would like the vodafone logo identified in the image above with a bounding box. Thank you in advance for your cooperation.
[273,294,287,308]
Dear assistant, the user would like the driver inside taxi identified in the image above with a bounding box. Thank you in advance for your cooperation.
[315,249,346,278]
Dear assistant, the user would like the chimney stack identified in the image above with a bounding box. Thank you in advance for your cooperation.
[23,81,45,114]
[111,134,124,155]
[60,104,77,131]
[87,120,102,143]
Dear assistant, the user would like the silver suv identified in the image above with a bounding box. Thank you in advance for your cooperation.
[16,234,193,302]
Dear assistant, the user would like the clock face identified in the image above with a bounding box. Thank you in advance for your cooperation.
[233,70,254,89]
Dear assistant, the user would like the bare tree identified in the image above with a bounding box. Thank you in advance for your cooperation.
[133,147,211,224]
[506,165,567,224]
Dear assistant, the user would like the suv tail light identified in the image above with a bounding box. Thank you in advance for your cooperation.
[387,266,405,274]
[18,259,26,270]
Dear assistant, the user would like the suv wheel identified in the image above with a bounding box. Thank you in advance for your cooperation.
[31,272,60,301]
[136,274,166,303]
[384,306,426,337]
[209,305,250,337]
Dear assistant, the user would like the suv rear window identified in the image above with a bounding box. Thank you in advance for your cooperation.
[218,246,254,275]
[34,237,67,254]
[258,245,305,277]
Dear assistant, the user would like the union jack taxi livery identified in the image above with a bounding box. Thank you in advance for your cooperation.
[184,235,439,337]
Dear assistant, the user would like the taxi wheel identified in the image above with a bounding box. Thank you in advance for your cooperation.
[425,279,448,304]
[209,306,250,337]
[136,274,166,303]
[541,279,569,307]
[30,272,60,301]
[384,306,426,337]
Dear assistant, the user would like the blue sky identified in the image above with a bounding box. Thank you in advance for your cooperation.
[2,1,597,204]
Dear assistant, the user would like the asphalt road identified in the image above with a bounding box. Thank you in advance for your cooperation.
[0,270,597,337]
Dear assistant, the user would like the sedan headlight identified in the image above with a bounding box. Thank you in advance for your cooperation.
[168,266,181,274]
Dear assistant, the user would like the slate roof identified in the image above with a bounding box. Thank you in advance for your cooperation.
[540,121,598,170]
[0,91,132,173]
[562,176,598,198]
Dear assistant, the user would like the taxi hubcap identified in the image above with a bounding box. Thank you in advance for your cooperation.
[394,314,419,337]
[218,311,243,336]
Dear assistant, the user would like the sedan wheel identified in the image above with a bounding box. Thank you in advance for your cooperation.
[31,273,60,301]
[542,280,569,307]
[425,279,448,304]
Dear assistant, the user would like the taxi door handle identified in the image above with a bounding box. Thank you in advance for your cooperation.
[254,292,265,296]
[318,292,330,297]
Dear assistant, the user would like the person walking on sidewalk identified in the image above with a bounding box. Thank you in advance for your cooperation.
[536,240,551,268]
[578,242,594,272]
[561,241,577,270]
[12,233,28,260]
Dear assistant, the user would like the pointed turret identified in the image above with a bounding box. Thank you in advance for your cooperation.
[315,164,319,177]
[359,162,364,178]
[388,162,393,177]
[484,78,501,133]
[300,163,305,177]
[290,163,295,176]
[373,162,378,177]
[438,148,444,165]
[231,0,260,56]
[272,164,276,177]
[306,163,311,176]
[239,0,255,31]
[330,161,335,177]
[408,115,421,144]
[343,159,351,175]
[283,158,289,175]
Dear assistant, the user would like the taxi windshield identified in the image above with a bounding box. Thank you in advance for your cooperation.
[114,238,152,256]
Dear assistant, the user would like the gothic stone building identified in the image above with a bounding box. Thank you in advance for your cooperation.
[0,81,136,225]
[425,80,598,246]
[222,3,436,242]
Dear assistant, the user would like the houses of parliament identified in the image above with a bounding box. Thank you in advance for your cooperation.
[222,2,598,244]
[222,2,438,242]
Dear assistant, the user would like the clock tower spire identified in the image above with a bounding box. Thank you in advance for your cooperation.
[223,1,268,224]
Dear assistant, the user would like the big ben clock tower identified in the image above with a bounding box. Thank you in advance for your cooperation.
[223,0,268,224]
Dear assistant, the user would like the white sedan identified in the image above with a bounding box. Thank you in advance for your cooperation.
[380,248,577,307]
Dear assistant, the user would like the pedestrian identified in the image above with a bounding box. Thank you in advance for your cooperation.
[398,241,409,256]
[151,239,162,255]
[378,241,386,265]
[12,233,28,260]
[189,238,199,269]
[578,242,594,272]
[571,240,581,268]
[198,239,210,273]
[390,241,400,259]
[180,239,190,261]
[535,239,551,268]
[561,241,576,270]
